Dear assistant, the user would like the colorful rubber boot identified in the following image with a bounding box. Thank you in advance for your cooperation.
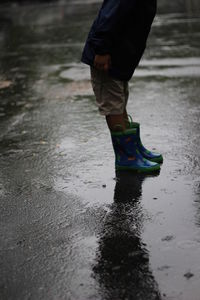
[127,117,163,164]
[111,128,160,173]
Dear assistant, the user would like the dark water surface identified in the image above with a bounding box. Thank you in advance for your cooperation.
[0,1,200,299]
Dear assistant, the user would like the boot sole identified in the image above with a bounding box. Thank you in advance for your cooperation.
[147,156,163,164]
[116,164,160,173]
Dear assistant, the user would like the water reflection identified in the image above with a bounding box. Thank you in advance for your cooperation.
[184,0,200,13]
[158,0,200,13]
[93,171,161,300]
[0,1,99,121]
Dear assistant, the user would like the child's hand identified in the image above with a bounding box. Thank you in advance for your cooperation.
[94,54,111,72]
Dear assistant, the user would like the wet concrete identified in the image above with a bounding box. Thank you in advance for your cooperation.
[0,1,200,299]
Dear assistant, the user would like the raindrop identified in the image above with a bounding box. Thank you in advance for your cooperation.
[161,235,174,242]
[184,272,194,279]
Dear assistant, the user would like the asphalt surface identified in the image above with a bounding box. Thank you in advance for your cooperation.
[0,1,200,299]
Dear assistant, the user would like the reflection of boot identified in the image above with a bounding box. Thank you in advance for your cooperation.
[128,117,163,163]
[114,171,146,203]
[114,170,160,203]
[111,128,160,173]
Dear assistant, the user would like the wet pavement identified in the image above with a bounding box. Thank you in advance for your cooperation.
[0,0,200,299]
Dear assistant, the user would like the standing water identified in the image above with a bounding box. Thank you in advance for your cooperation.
[0,1,200,299]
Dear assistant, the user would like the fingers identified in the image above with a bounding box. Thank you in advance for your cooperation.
[104,63,109,72]
[94,62,104,70]
[94,61,111,72]
[94,55,111,72]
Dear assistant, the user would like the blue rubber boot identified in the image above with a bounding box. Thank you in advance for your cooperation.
[111,128,160,173]
[128,118,163,164]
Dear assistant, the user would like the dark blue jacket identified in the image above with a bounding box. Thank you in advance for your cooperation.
[81,0,157,81]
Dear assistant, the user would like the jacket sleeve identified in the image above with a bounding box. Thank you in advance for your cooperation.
[89,0,138,55]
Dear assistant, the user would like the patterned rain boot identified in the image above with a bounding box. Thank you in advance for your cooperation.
[111,128,160,173]
[127,116,163,164]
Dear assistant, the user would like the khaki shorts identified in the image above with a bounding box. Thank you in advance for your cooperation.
[90,67,129,116]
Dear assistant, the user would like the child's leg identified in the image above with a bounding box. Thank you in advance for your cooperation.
[123,82,130,128]
[106,80,129,131]
[90,67,128,131]
[90,67,160,172]
[106,114,126,131]
[123,109,129,128]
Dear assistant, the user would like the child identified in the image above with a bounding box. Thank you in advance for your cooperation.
[81,0,163,173]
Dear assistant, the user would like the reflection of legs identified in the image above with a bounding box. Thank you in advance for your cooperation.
[114,170,145,203]
[93,171,161,300]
